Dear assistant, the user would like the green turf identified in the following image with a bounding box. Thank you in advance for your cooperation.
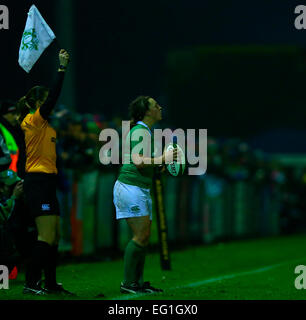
[1,234,306,300]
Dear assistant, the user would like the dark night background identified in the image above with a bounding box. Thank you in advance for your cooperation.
[1,0,306,151]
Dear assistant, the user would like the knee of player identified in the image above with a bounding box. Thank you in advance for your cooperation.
[136,231,151,246]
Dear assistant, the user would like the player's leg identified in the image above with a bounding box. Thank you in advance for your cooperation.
[136,196,153,286]
[133,196,162,293]
[122,215,151,291]
[133,219,152,287]
[128,215,152,246]
[124,216,163,293]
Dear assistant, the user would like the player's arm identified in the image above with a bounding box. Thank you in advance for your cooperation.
[132,148,178,169]
[40,49,70,120]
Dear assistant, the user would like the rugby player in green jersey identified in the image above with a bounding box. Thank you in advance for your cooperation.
[113,96,177,294]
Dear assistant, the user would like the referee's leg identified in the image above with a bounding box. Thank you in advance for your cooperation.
[25,215,57,289]
[36,215,60,288]
[35,215,57,245]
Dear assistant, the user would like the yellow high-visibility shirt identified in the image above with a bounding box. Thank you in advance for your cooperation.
[21,108,57,174]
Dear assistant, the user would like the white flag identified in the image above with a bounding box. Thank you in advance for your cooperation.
[18,5,56,73]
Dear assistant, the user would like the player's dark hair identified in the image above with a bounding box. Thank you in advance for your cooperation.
[121,95,151,146]
[129,96,150,128]
[16,86,49,122]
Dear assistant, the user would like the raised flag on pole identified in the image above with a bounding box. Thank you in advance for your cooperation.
[18,5,56,73]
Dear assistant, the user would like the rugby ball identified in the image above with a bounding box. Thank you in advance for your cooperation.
[165,143,185,176]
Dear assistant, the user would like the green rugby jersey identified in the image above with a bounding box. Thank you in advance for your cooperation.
[118,123,154,189]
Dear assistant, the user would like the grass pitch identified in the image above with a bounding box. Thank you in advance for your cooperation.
[1,234,306,300]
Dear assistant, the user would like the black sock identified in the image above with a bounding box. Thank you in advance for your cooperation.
[44,245,58,288]
[25,241,51,287]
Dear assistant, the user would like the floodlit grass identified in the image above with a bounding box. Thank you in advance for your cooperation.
[1,234,306,300]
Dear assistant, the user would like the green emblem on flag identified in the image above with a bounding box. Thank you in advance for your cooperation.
[130,205,141,213]
[21,28,39,51]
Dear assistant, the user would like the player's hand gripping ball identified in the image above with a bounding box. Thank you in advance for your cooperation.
[164,143,185,176]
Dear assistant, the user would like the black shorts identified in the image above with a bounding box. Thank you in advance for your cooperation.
[24,173,60,218]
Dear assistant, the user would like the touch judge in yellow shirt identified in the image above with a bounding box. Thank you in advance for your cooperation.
[15,49,74,296]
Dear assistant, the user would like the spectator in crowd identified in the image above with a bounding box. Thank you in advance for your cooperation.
[0,133,12,172]
[0,100,26,178]
[0,170,35,277]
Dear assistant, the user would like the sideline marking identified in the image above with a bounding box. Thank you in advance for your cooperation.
[111,258,305,300]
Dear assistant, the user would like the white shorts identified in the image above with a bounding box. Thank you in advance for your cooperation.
[113,180,152,220]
